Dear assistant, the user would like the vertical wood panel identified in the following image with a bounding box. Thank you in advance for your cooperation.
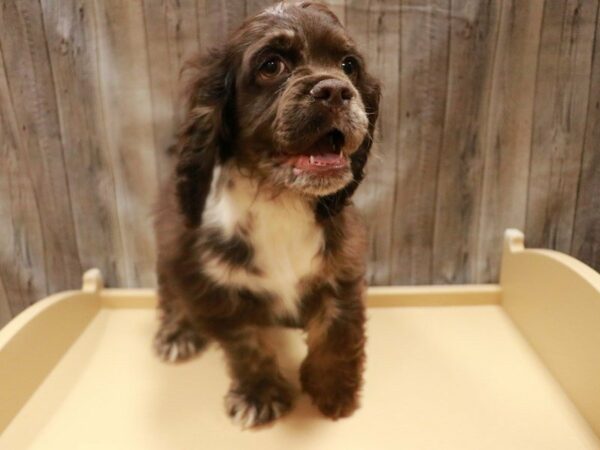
[197,0,224,53]
[432,0,501,283]
[196,1,248,54]
[349,0,400,285]
[389,0,450,284]
[572,10,600,272]
[475,0,544,282]
[0,275,10,326]
[0,0,82,296]
[526,0,599,252]
[142,0,200,181]
[224,0,250,32]
[0,39,48,318]
[40,0,127,289]
[92,0,158,287]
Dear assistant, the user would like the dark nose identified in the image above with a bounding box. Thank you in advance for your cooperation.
[310,79,354,106]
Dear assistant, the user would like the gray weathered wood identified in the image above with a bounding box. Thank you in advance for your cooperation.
[197,0,224,53]
[0,0,82,298]
[142,0,200,181]
[40,0,127,289]
[0,275,10,326]
[432,0,501,283]
[389,0,450,285]
[572,9,600,273]
[526,0,599,252]
[475,0,545,283]
[92,0,158,287]
[224,0,250,33]
[0,38,48,318]
[348,0,401,285]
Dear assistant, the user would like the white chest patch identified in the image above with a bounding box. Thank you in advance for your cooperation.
[201,167,325,319]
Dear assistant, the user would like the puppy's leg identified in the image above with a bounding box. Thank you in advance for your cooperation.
[220,327,294,428]
[154,287,210,363]
[301,287,366,419]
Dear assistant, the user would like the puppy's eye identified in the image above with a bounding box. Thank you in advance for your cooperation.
[259,57,286,79]
[341,57,358,77]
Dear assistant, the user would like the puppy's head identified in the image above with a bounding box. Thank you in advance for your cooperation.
[175,1,380,225]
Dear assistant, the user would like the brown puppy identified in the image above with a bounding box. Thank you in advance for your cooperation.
[154,1,380,428]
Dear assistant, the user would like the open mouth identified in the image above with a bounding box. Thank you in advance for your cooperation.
[289,129,348,175]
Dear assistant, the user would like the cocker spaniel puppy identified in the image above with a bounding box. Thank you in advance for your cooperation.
[154,1,380,428]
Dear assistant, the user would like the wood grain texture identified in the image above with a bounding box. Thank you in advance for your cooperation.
[225,0,249,31]
[0,0,599,325]
[92,0,158,287]
[142,0,200,181]
[475,0,545,283]
[389,0,450,284]
[432,0,501,283]
[572,8,600,274]
[0,0,82,303]
[40,0,127,289]
[348,0,401,285]
[0,36,48,319]
[0,275,10,326]
[197,0,225,54]
[526,0,599,252]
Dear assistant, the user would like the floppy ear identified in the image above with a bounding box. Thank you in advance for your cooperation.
[316,75,381,221]
[174,49,236,227]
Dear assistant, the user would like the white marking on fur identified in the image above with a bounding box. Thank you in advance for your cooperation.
[264,2,288,18]
[227,392,256,429]
[202,167,324,319]
[233,407,246,426]
[225,389,288,429]
[154,330,202,363]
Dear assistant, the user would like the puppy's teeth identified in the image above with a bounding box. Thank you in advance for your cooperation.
[339,150,343,157]
[309,155,315,165]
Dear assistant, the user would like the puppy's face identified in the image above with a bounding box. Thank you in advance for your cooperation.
[226,2,380,196]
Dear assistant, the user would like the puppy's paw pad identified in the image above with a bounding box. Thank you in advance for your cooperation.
[225,388,292,428]
[153,328,207,363]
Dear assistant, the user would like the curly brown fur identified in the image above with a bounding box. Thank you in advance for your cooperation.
[154,1,380,428]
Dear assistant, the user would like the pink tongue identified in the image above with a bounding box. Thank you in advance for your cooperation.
[294,153,346,172]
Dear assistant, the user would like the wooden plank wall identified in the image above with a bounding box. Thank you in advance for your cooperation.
[0,0,599,325]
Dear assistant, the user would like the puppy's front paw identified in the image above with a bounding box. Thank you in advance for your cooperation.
[224,378,294,428]
[153,324,208,363]
[300,362,362,420]
[305,383,359,419]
